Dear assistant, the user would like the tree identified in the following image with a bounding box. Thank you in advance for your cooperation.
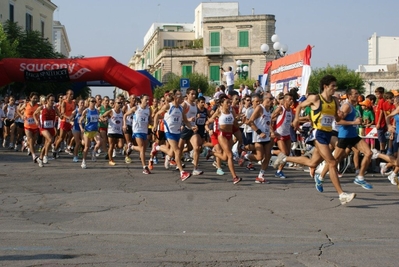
[154,72,211,99]
[307,65,365,94]
[0,23,19,59]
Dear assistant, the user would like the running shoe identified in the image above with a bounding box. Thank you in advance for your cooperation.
[153,156,159,165]
[233,176,242,184]
[216,168,224,175]
[246,163,255,171]
[192,169,203,176]
[125,156,132,164]
[238,151,246,167]
[274,171,286,179]
[143,166,151,174]
[81,162,87,169]
[314,173,324,193]
[371,148,380,160]
[148,160,154,170]
[37,158,43,167]
[33,155,39,163]
[112,149,116,158]
[273,153,287,169]
[169,159,177,166]
[339,192,356,205]
[354,177,373,190]
[387,172,398,185]
[43,156,48,164]
[180,171,191,181]
[126,145,132,156]
[109,160,116,166]
[212,161,218,168]
[65,148,72,155]
[255,177,269,184]
[27,148,31,156]
[73,156,79,163]
[164,156,170,170]
[379,162,387,176]
[151,142,158,157]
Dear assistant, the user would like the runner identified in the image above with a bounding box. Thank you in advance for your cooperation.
[206,94,242,184]
[98,96,111,158]
[272,75,356,205]
[179,88,204,176]
[2,96,17,149]
[79,97,101,169]
[124,94,153,174]
[247,92,275,183]
[70,100,85,162]
[53,90,75,157]
[20,92,40,162]
[33,94,61,167]
[152,90,193,181]
[100,96,125,166]
[271,93,294,178]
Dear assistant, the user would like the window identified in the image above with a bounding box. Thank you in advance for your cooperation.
[41,21,45,38]
[164,40,176,47]
[9,4,14,22]
[154,69,162,81]
[209,66,220,83]
[25,13,33,31]
[182,65,192,78]
[238,31,249,47]
[210,32,220,53]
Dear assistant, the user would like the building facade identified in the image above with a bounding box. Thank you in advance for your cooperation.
[0,0,57,41]
[357,32,399,94]
[53,20,71,57]
[126,2,276,94]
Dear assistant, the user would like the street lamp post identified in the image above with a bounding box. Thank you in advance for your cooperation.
[236,60,249,79]
[260,34,288,59]
[236,59,243,79]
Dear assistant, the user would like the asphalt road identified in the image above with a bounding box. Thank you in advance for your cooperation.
[0,147,398,267]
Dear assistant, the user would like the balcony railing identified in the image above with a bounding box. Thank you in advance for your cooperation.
[204,46,224,55]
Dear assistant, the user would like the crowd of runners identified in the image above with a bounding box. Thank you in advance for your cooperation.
[0,74,398,205]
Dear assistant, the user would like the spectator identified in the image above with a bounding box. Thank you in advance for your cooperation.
[220,66,235,94]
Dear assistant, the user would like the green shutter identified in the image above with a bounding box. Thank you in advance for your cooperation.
[238,31,249,47]
[182,65,192,78]
[210,66,220,82]
[210,32,220,53]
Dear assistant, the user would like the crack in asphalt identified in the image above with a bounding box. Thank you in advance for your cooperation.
[226,194,237,202]
[318,233,334,257]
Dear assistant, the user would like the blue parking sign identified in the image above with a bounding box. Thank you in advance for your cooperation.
[180,78,190,88]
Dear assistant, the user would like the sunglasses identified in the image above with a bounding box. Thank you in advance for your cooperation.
[116,102,122,104]
[90,100,96,103]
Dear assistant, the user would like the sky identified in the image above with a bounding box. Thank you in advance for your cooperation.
[51,0,399,96]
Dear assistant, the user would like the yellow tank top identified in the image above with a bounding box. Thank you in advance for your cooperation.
[310,94,336,132]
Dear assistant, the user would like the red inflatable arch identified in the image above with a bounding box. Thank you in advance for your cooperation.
[0,56,152,98]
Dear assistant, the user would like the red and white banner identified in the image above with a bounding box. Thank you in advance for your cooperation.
[263,45,312,97]
[0,56,152,98]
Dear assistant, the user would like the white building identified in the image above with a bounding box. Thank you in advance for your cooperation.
[53,20,71,57]
[357,33,399,72]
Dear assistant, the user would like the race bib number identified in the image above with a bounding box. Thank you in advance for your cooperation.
[173,116,180,122]
[321,115,334,127]
[65,118,70,123]
[27,117,35,125]
[196,117,206,125]
[90,115,98,123]
[43,120,54,128]
[114,126,121,132]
